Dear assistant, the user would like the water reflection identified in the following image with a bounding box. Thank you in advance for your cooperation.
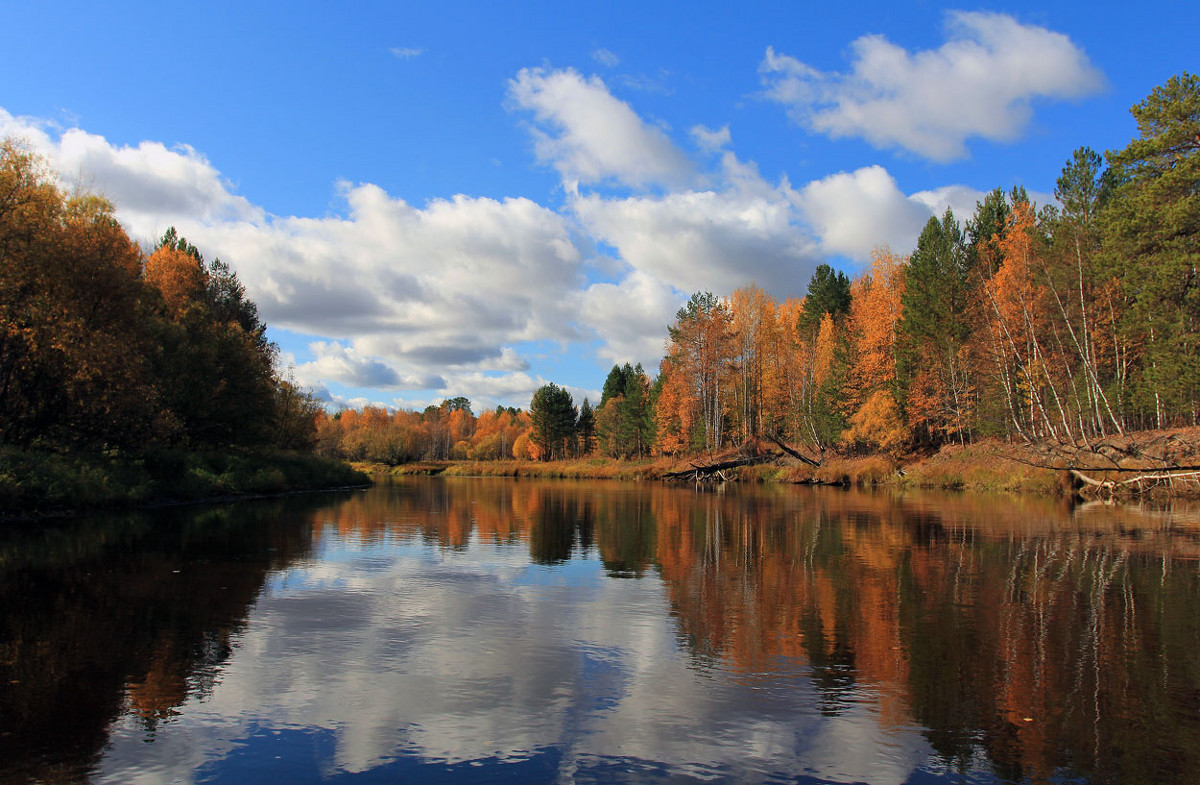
[1,479,1197,784]
[0,496,324,784]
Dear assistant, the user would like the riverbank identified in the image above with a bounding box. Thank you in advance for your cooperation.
[0,446,369,519]
[354,441,1064,494]
[355,429,1200,499]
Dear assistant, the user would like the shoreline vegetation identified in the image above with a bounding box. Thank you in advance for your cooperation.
[354,426,1200,500]
[2,143,367,520]
[0,446,368,520]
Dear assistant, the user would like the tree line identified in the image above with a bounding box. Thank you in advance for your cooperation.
[318,73,1198,464]
[14,73,1187,467]
[650,73,1197,457]
[0,140,322,454]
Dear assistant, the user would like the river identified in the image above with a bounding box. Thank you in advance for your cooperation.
[1,477,1198,784]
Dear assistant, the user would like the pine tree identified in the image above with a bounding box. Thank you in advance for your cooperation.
[1101,72,1200,428]
[898,209,973,444]
[529,383,577,460]
[576,398,595,456]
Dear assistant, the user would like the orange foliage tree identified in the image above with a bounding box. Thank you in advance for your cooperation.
[658,292,732,453]
[840,248,908,452]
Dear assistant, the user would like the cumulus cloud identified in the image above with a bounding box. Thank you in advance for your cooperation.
[436,371,547,407]
[351,339,531,373]
[572,184,823,300]
[507,67,693,187]
[196,185,588,400]
[0,108,54,147]
[0,109,589,407]
[1,108,260,239]
[794,165,936,258]
[908,184,988,223]
[2,76,1024,409]
[240,184,581,334]
[581,271,680,368]
[760,11,1104,161]
[294,342,446,391]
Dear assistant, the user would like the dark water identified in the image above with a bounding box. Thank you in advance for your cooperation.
[2,479,1199,784]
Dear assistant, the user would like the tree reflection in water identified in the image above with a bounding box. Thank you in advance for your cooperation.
[1,479,1197,784]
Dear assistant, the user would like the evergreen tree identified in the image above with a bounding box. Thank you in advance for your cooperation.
[966,187,1011,277]
[600,364,630,407]
[576,398,595,456]
[799,263,851,332]
[620,364,653,457]
[1100,72,1200,428]
[898,209,973,444]
[529,383,577,460]
[596,364,653,458]
[442,396,472,414]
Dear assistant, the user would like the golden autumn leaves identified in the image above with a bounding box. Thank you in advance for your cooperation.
[0,139,319,452]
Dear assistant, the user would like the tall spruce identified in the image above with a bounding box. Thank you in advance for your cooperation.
[898,209,973,444]
[596,363,652,458]
[576,398,595,456]
[1101,72,1200,428]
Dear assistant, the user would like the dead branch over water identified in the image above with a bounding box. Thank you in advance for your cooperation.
[1015,428,1200,498]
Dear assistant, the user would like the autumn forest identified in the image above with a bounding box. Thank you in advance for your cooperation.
[2,74,1198,491]
[316,74,1200,469]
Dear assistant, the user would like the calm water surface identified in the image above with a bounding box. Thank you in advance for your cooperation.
[2,478,1199,784]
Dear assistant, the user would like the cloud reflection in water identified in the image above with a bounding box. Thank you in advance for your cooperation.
[94,511,928,784]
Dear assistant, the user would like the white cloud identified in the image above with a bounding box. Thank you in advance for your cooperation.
[507,67,692,187]
[760,11,1104,161]
[188,184,585,362]
[908,183,1057,229]
[437,371,546,407]
[0,108,56,151]
[908,184,987,224]
[1,108,260,239]
[294,342,446,391]
[3,84,1025,409]
[795,165,935,258]
[572,185,823,299]
[0,109,587,406]
[591,48,620,67]
[690,124,731,155]
[581,271,680,369]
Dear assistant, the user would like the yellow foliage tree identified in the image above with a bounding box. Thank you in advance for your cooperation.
[842,389,907,455]
[844,248,906,417]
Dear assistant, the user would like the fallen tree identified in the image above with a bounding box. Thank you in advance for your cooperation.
[765,434,823,467]
[662,456,759,482]
[661,435,826,484]
[1011,428,1200,498]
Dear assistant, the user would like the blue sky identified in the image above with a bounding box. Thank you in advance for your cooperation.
[2,1,1195,411]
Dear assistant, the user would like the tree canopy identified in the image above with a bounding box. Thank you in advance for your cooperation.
[0,140,321,453]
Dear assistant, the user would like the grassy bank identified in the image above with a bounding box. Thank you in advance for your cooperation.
[763,442,1066,495]
[353,440,1068,495]
[0,446,369,518]
[357,457,667,481]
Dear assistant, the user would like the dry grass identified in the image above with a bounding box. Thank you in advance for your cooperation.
[896,440,1062,495]
[358,457,672,481]
[353,431,1200,498]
